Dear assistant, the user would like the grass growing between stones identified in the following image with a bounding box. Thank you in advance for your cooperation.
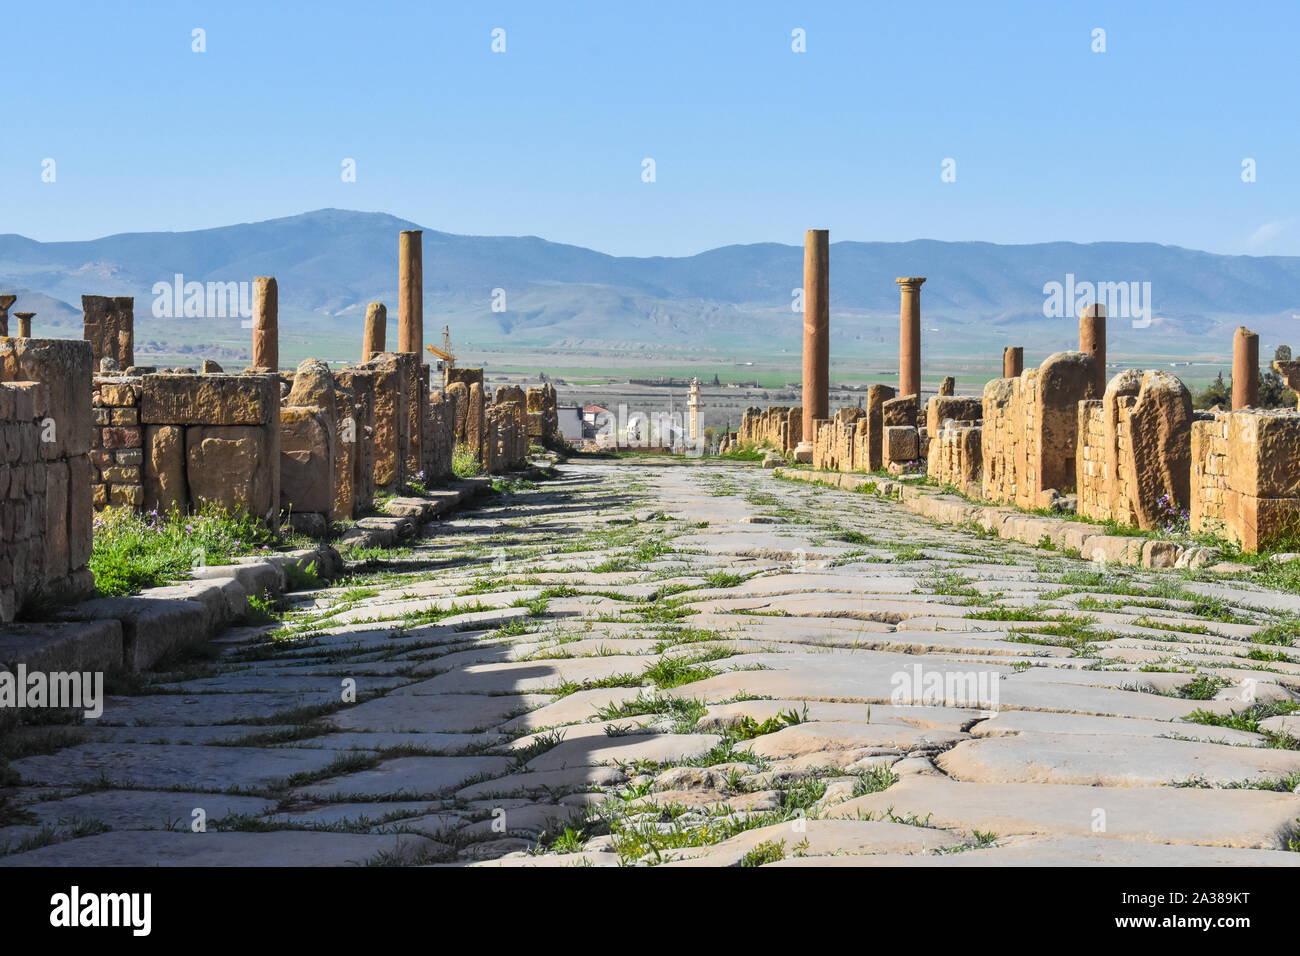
[1184,700,1300,748]
[89,503,280,597]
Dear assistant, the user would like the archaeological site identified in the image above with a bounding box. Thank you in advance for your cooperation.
[3,6,1299,938]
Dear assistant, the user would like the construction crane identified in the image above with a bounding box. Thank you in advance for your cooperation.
[425,326,455,381]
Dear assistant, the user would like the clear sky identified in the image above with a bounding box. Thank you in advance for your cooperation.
[3,0,1296,258]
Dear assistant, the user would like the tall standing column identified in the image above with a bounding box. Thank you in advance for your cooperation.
[0,295,15,337]
[896,277,926,398]
[1233,325,1259,409]
[252,277,278,371]
[363,302,387,362]
[398,230,423,354]
[1079,303,1106,394]
[1003,346,1023,378]
[800,229,830,448]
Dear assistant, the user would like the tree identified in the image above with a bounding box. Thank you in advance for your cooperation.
[1194,372,1230,409]
[1259,344,1297,408]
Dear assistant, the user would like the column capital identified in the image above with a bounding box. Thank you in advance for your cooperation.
[895,276,926,286]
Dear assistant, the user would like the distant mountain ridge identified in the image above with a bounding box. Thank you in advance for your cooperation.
[4,208,1299,357]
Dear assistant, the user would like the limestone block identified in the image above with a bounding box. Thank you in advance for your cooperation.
[186,425,277,518]
[884,426,919,463]
[1226,410,1300,498]
[279,407,335,516]
[140,373,278,426]
[0,338,94,457]
[144,425,186,514]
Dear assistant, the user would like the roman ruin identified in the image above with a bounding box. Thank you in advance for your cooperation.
[797,229,829,462]
[81,295,134,369]
[1079,302,1107,395]
[362,302,386,362]
[252,277,279,371]
[1003,345,1023,378]
[897,276,925,400]
[1233,325,1259,409]
[0,294,14,336]
[398,230,423,355]
[4,233,1300,874]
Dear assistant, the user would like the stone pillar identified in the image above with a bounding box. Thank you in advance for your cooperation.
[14,313,33,337]
[252,277,278,371]
[1003,346,1023,379]
[1233,325,1259,410]
[939,376,954,396]
[1079,303,1106,395]
[897,277,925,399]
[398,230,423,354]
[363,302,387,363]
[81,295,134,369]
[799,229,829,452]
[0,295,14,337]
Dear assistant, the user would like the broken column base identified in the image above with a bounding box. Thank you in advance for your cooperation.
[793,442,813,464]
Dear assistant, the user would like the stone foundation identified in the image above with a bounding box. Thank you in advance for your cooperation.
[1076,370,1192,530]
[1191,407,1300,551]
[0,338,95,621]
[981,351,1098,509]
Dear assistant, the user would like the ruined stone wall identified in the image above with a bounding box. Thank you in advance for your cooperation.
[360,353,412,492]
[1076,370,1192,530]
[981,351,1098,510]
[0,338,95,621]
[526,383,559,447]
[1191,408,1300,551]
[91,376,144,508]
[133,373,281,523]
[927,422,983,497]
[811,408,864,471]
[82,295,134,370]
[281,360,338,525]
[424,389,454,480]
[1076,399,1113,522]
[491,386,529,472]
[738,406,801,454]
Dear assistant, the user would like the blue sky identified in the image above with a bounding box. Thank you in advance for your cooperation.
[3,1,1296,257]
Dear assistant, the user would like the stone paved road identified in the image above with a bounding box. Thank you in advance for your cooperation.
[3,461,1300,866]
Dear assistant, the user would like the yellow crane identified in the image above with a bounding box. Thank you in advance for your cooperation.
[425,326,455,378]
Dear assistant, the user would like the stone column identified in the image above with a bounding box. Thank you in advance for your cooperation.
[1079,303,1106,394]
[14,312,33,337]
[252,277,278,371]
[799,229,830,454]
[0,295,14,337]
[363,302,387,362]
[939,376,954,396]
[81,295,134,369]
[1003,346,1023,378]
[1233,325,1259,409]
[398,230,423,354]
[897,277,925,398]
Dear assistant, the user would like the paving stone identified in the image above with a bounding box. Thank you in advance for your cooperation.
[937,732,1300,786]
[292,755,514,799]
[11,743,344,791]
[0,830,440,866]
[827,774,1300,848]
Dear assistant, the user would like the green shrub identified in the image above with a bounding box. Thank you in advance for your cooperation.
[90,503,278,597]
[452,443,483,478]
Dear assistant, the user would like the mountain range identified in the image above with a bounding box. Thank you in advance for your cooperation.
[4,208,1299,360]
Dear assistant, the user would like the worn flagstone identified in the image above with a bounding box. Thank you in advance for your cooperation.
[3,460,1299,866]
